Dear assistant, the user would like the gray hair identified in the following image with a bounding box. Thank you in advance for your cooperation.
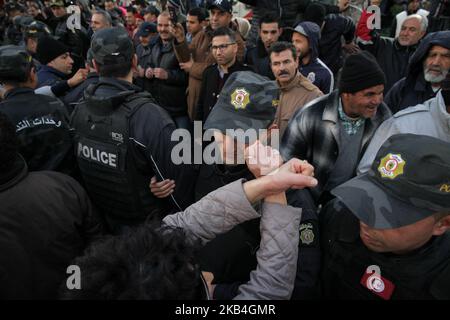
[93,9,113,27]
[402,14,428,32]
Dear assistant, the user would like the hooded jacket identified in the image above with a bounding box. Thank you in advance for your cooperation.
[296,22,334,94]
[384,31,450,113]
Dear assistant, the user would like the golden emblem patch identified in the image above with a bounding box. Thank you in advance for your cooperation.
[231,88,250,110]
[378,153,405,179]
[440,184,450,193]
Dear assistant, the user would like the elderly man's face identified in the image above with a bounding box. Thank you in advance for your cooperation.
[398,17,425,46]
[342,84,384,119]
[423,45,450,84]
[359,214,448,254]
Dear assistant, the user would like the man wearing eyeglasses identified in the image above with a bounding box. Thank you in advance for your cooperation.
[195,27,251,122]
[170,0,246,120]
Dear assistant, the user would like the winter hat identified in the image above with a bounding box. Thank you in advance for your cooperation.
[339,51,386,94]
[36,36,69,65]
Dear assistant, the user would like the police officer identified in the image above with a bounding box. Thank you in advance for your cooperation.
[321,134,450,300]
[0,45,75,174]
[70,27,195,233]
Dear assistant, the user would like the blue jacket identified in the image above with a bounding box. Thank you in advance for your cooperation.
[37,65,68,88]
[296,22,334,94]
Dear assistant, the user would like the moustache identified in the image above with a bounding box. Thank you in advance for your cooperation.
[278,71,290,76]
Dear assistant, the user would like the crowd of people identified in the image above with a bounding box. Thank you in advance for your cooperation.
[0,0,449,300]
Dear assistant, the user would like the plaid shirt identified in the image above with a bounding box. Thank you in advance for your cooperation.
[281,90,392,203]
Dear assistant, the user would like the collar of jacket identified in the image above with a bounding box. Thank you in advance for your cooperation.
[39,64,68,80]
[394,38,419,52]
[277,71,301,92]
[256,38,269,58]
[0,154,28,192]
[155,36,174,52]
[3,87,34,100]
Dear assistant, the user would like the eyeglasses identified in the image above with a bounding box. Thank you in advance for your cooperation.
[211,42,236,51]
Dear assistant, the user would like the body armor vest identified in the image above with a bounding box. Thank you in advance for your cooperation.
[71,86,164,231]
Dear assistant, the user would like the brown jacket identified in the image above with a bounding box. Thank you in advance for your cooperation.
[174,26,246,119]
[274,72,323,137]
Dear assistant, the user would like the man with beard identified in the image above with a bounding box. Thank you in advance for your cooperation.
[195,27,252,122]
[385,31,450,113]
[170,0,246,120]
[292,21,334,94]
[143,12,189,130]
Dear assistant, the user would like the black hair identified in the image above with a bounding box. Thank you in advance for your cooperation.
[259,13,280,28]
[269,41,297,61]
[60,222,206,300]
[0,112,20,173]
[188,7,207,22]
[0,60,35,85]
[212,27,236,42]
[304,3,326,28]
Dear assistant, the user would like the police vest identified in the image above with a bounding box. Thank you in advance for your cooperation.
[322,203,450,300]
[71,87,164,230]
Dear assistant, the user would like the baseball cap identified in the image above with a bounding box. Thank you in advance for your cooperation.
[0,46,33,82]
[332,134,450,230]
[136,22,157,38]
[91,27,134,64]
[293,21,320,40]
[142,5,160,16]
[207,0,233,14]
[50,0,65,7]
[204,71,279,143]
[24,21,52,38]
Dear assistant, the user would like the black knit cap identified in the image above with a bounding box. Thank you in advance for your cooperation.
[339,51,386,94]
[36,36,70,65]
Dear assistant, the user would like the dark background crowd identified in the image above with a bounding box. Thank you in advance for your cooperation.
[0,0,450,301]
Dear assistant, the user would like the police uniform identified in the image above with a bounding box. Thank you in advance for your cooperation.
[70,28,195,232]
[321,134,450,300]
[198,71,321,299]
[0,46,74,174]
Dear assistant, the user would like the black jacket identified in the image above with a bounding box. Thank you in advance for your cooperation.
[195,61,252,121]
[63,72,100,107]
[245,39,275,80]
[0,155,103,299]
[0,87,75,175]
[70,77,195,220]
[319,14,355,75]
[320,199,450,299]
[359,37,418,93]
[384,31,450,113]
[144,37,188,117]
